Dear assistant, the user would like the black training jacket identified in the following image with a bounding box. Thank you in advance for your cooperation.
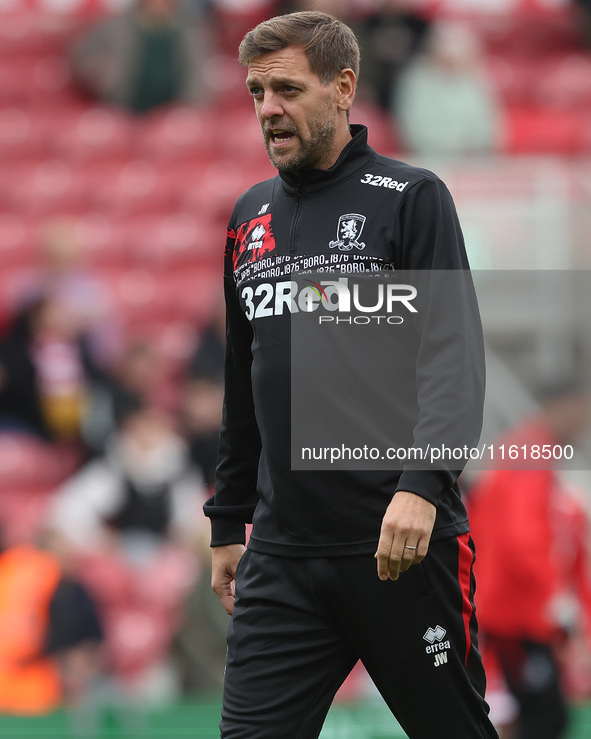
[203,124,485,557]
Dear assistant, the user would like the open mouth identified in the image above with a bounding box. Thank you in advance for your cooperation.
[270,130,296,145]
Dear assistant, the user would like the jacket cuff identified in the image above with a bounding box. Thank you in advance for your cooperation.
[209,517,247,548]
[394,470,450,507]
[203,496,254,547]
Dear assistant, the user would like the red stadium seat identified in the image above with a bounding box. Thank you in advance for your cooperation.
[0,63,30,105]
[122,212,223,270]
[0,267,39,315]
[179,158,272,223]
[7,159,85,216]
[579,109,591,152]
[162,267,222,326]
[75,545,196,677]
[124,318,200,369]
[486,51,591,111]
[0,108,49,162]
[0,54,74,106]
[128,544,198,610]
[351,101,400,155]
[486,55,540,105]
[0,485,53,546]
[105,607,174,676]
[152,320,201,366]
[482,14,578,56]
[75,552,131,610]
[0,102,91,162]
[0,11,80,57]
[52,105,136,164]
[135,105,219,164]
[0,213,39,269]
[79,160,179,216]
[215,109,269,162]
[74,212,134,269]
[505,104,585,154]
[0,432,81,489]
[211,2,279,48]
[536,54,591,109]
[102,267,173,326]
[210,53,254,112]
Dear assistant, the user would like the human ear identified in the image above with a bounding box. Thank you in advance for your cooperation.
[335,68,356,112]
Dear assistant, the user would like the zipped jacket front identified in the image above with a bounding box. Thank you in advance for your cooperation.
[204,124,485,557]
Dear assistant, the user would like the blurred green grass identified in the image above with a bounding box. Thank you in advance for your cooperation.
[0,699,589,738]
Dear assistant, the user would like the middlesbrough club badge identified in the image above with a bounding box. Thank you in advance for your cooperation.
[329,213,366,251]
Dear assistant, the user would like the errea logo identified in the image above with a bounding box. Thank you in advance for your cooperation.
[423,625,446,644]
[361,173,408,191]
[248,223,266,250]
[423,625,451,667]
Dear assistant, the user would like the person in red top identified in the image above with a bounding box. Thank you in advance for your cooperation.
[468,380,591,739]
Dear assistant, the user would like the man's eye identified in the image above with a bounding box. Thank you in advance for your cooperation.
[250,88,263,98]
[284,86,296,93]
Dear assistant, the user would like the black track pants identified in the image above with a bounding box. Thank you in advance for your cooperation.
[220,534,498,739]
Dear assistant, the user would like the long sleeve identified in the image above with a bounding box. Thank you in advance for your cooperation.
[394,177,486,506]
[203,229,262,547]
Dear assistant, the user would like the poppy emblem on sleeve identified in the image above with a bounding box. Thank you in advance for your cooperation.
[234,214,276,268]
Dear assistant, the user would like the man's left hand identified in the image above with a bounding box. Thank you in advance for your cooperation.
[375,491,436,581]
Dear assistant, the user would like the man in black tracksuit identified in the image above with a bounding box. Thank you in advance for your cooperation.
[203,11,498,739]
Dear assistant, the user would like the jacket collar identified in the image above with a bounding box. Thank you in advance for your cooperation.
[279,124,376,196]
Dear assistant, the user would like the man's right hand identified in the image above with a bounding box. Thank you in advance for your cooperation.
[211,543,246,615]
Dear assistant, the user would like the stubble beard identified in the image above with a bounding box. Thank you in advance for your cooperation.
[264,112,337,174]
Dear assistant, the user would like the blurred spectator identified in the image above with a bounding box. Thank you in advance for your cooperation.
[13,217,122,373]
[0,542,61,715]
[279,0,354,18]
[0,536,104,717]
[48,405,206,708]
[210,1,287,52]
[82,339,167,455]
[182,306,225,487]
[354,0,431,112]
[171,307,228,694]
[171,528,228,694]
[50,405,206,553]
[170,310,227,694]
[395,21,503,157]
[468,380,591,739]
[71,0,211,114]
[573,0,591,47]
[211,0,276,7]
[0,296,92,442]
[46,577,105,708]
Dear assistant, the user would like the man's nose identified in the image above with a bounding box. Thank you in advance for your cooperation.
[259,93,284,120]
